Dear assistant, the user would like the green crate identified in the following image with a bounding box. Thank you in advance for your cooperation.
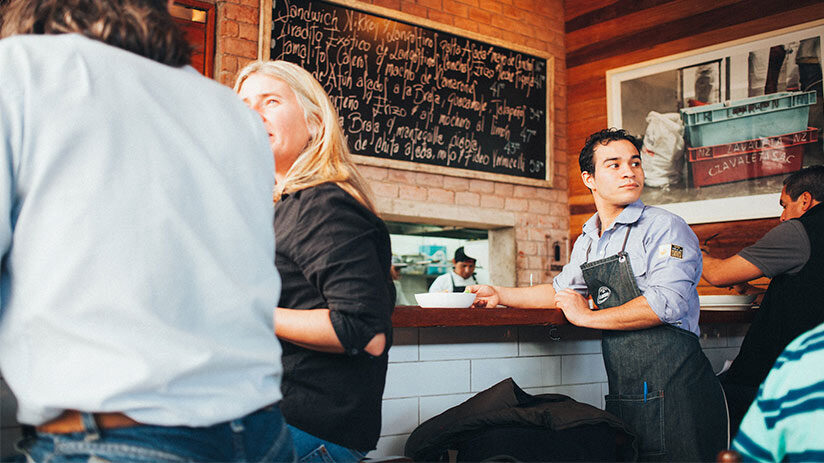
[680,91,816,147]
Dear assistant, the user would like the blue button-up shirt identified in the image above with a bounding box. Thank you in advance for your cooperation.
[553,200,703,336]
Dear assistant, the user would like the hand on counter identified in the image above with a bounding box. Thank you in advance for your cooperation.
[731,282,767,296]
[467,285,500,308]
[553,289,590,325]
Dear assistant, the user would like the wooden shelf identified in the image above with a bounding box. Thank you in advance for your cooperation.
[391,306,756,328]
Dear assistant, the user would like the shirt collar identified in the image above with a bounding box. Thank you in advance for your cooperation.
[582,199,645,237]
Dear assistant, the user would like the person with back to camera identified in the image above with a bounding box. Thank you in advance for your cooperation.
[702,165,824,438]
[469,128,727,461]
[428,247,478,293]
[731,320,824,461]
[235,60,395,463]
[0,1,294,462]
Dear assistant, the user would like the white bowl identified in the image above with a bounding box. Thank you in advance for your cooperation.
[414,292,476,308]
[698,294,757,306]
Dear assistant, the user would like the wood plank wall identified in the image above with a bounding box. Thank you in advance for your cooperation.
[564,0,824,293]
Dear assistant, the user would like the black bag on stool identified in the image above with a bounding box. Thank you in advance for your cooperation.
[404,378,638,462]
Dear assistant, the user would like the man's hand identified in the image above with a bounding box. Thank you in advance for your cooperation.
[468,285,499,308]
[732,282,766,295]
[553,289,591,326]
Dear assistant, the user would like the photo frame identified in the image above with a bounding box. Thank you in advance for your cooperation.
[607,20,824,224]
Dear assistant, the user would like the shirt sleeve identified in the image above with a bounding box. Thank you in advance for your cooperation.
[738,220,810,277]
[291,187,394,355]
[638,213,702,324]
[552,233,590,296]
[428,273,451,293]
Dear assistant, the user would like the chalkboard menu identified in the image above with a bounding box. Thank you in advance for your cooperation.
[267,0,553,186]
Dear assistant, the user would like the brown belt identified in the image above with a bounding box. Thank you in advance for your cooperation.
[36,410,141,434]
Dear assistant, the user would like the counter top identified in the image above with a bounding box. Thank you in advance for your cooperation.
[391,306,756,328]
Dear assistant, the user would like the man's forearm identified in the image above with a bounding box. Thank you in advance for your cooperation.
[578,296,662,330]
[497,283,557,309]
[702,254,763,287]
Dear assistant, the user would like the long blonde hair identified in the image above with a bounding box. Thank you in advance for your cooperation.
[234,60,376,213]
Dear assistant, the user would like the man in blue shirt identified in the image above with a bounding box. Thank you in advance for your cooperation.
[0,1,294,461]
[471,128,726,460]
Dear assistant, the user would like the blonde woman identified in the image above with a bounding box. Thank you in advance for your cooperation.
[235,61,394,462]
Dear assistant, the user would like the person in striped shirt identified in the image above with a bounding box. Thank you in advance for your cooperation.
[732,321,824,461]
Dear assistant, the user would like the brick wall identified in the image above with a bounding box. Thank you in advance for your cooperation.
[216,0,261,86]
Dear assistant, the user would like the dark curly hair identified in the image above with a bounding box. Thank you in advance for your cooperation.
[579,128,643,175]
[0,0,191,67]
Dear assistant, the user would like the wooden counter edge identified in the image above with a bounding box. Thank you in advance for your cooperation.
[391,306,756,328]
[391,306,567,328]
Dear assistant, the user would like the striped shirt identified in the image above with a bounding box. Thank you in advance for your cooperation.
[732,322,824,461]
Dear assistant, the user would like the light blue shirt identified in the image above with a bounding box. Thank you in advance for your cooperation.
[0,35,282,426]
[553,200,703,336]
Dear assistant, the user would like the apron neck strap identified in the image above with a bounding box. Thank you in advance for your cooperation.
[585,206,644,262]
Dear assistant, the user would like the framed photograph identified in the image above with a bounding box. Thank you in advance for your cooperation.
[607,20,824,224]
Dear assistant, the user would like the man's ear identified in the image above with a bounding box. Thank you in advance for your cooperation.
[801,191,814,211]
[581,170,595,191]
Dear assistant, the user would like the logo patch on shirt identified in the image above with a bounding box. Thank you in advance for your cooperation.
[596,286,612,305]
[670,244,683,259]
[657,244,684,259]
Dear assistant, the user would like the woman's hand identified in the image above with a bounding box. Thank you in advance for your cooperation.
[553,289,591,326]
[467,285,499,308]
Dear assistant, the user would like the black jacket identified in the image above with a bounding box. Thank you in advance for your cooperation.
[404,378,638,461]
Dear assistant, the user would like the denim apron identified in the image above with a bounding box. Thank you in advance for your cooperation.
[581,223,726,461]
[450,273,475,293]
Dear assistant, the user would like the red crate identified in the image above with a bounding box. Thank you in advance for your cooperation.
[687,127,818,187]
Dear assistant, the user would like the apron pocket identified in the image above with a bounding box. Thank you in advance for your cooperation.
[605,391,665,458]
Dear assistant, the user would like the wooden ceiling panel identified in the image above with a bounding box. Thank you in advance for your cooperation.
[567,0,824,68]
[564,0,618,23]
[566,0,741,52]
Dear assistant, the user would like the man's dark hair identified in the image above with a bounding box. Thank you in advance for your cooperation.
[0,0,191,67]
[454,247,475,263]
[579,128,643,174]
[783,165,824,202]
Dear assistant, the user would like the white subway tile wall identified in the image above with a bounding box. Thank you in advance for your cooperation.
[384,360,471,398]
[419,326,517,361]
[418,394,474,423]
[471,356,560,391]
[380,398,420,436]
[560,353,608,384]
[388,328,419,363]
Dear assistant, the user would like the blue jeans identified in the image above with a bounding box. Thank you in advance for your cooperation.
[288,426,363,463]
[16,405,296,462]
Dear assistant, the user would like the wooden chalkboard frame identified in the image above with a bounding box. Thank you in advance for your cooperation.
[259,0,554,187]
